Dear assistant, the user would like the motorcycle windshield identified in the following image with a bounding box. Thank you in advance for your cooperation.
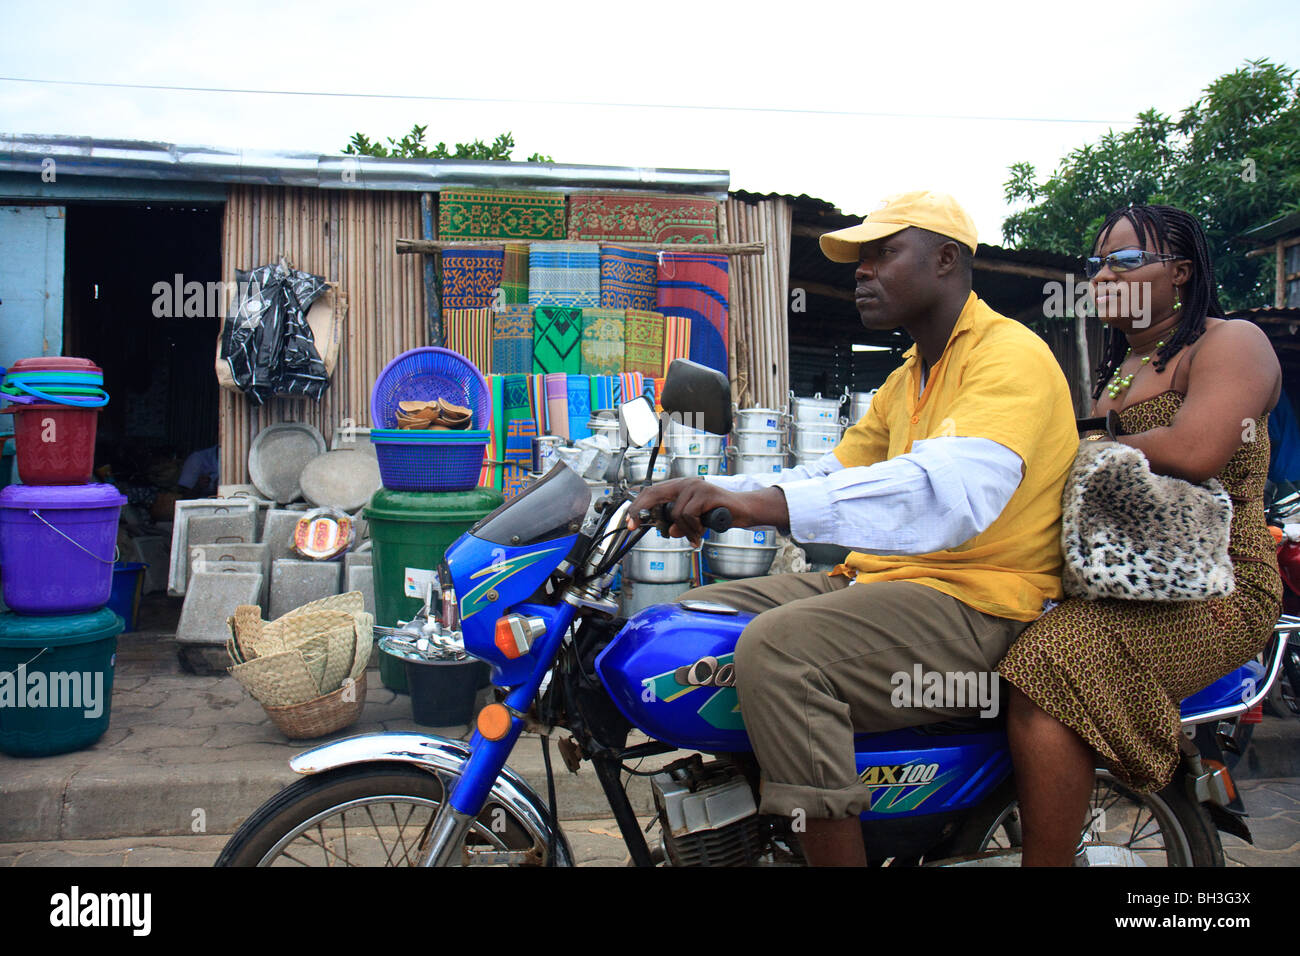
[470,463,592,547]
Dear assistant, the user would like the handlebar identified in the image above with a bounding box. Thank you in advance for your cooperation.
[641,501,733,535]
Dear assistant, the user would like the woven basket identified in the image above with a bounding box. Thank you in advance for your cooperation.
[263,672,369,739]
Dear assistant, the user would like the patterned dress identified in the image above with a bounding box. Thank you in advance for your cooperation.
[999,389,1282,792]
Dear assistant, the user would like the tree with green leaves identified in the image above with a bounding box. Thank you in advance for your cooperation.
[1003,59,1300,310]
[343,124,553,163]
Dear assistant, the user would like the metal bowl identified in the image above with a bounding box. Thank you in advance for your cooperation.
[621,578,694,616]
[791,424,842,453]
[789,395,842,424]
[735,408,785,431]
[665,432,725,457]
[704,525,778,578]
[669,454,723,478]
[625,529,696,582]
[734,452,786,475]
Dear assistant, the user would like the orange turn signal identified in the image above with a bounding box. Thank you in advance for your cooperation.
[477,703,513,741]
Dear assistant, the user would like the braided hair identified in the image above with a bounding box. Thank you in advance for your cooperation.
[1089,204,1224,402]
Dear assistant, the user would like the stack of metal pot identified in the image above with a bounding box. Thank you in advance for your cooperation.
[664,419,725,480]
[728,407,787,476]
[622,527,698,616]
[788,392,844,468]
[848,390,877,425]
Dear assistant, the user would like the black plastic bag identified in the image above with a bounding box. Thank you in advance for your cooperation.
[220,262,330,405]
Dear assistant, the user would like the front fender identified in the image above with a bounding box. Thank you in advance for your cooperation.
[289,732,573,866]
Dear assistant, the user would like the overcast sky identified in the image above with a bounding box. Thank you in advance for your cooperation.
[1,0,1296,245]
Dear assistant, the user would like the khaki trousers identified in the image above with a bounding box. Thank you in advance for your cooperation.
[677,572,1030,819]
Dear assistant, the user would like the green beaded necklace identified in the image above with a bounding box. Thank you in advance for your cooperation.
[1106,340,1165,398]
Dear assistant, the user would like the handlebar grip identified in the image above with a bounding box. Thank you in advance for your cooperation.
[702,507,733,533]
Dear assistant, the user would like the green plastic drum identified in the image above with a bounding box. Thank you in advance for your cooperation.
[0,607,122,757]
[365,487,503,692]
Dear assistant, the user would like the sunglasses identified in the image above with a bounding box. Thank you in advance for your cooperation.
[1084,249,1182,279]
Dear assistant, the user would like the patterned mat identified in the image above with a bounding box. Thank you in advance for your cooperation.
[599,245,658,311]
[438,189,565,240]
[529,242,600,309]
[442,249,503,311]
[567,192,719,243]
[580,308,626,376]
[443,308,494,378]
[658,253,728,376]
[623,309,665,378]
[502,243,530,305]
[532,306,584,374]
[492,306,534,375]
[568,373,592,440]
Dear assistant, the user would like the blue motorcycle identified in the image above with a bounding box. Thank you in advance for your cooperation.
[218,361,1296,867]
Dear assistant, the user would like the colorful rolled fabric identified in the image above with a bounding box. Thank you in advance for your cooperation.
[443,308,494,377]
[502,243,530,305]
[503,419,539,500]
[580,309,625,376]
[504,374,532,422]
[567,192,720,243]
[492,305,534,375]
[478,374,506,490]
[591,375,616,413]
[567,374,592,440]
[529,374,549,433]
[657,253,729,377]
[529,242,600,309]
[545,373,570,439]
[599,246,658,311]
[614,372,645,406]
[662,316,693,376]
[623,309,665,378]
[532,306,583,375]
[438,189,565,240]
[442,249,503,311]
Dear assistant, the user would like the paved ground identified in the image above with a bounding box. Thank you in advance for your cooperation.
[0,595,1296,866]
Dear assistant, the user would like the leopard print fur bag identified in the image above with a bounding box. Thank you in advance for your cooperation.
[1061,439,1235,601]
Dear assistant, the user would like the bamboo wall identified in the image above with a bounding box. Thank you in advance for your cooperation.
[724,196,793,409]
[218,185,426,485]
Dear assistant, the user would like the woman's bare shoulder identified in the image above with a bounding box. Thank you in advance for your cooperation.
[1184,317,1281,409]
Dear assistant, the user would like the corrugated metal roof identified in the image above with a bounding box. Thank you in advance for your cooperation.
[0,133,730,196]
[1240,211,1300,244]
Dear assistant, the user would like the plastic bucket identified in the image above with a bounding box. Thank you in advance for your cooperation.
[11,404,99,485]
[0,483,125,615]
[107,562,146,631]
[404,657,481,726]
[365,487,503,691]
[0,606,122,757]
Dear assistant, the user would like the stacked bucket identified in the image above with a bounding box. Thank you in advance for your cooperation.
[0,358,124,757]
[788,393,844,468]
[728,407,786,476]
[365,348,501,699]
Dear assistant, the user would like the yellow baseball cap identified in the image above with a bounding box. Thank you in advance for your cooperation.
[819,190,978,262]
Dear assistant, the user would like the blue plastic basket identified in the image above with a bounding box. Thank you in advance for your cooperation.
[373,438,487,492]
[371,348,490,432]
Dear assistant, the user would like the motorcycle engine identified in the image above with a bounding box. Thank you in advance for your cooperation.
[651,755,764,867]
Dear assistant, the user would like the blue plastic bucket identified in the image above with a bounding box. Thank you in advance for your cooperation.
[107,562,146,632]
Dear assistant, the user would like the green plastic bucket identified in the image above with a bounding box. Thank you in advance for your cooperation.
[0,606,122,757]
[365,487,502,692]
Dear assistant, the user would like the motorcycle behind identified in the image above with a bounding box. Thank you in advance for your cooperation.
[218,360,1297,868]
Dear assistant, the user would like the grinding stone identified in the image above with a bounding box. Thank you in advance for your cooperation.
[299,450,382,512]
[248,423,327,504]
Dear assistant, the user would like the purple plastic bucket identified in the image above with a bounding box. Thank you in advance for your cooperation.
[0,483,125,615]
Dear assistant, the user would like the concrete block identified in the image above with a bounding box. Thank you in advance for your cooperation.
[187,512,257,547]
[344,549,373,573]
[260,509,303,563]
[176,570,265,646]
[270,559,341,620]
[167,499,257,596]
[189,542,271,584]
[187,560,266,605]
[346,564,376,617]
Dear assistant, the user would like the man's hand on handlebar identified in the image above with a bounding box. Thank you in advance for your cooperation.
[627,478,790,547]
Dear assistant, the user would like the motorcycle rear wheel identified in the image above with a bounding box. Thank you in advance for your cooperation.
[943,769,1222,867]
[215,763,555,867]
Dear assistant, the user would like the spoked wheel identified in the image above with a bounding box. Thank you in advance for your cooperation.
[215,763,554,867]
[943,769,1222,867]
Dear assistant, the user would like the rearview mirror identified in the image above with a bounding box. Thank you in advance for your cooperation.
[661,359,732,435]
[619,396,661,448]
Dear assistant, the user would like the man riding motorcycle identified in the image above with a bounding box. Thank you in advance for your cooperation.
[630,190,1080,866]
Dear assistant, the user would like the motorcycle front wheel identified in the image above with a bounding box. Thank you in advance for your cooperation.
[215,763,558,867]
[945,769,1223,867]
